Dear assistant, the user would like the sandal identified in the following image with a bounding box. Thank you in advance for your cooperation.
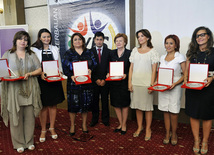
[201,142,208,154]
[171,134,178,145]
[39,130,46,142]
[28,145,35,151]
[49,128,58,139]
[193,139,200,153]
[163,133,171,145]
[144,130,152,141]
[17,147,24,153]
[133,128,143,138]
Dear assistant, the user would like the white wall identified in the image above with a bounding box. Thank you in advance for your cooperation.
[0,0,5,26]
[24,0,49,43]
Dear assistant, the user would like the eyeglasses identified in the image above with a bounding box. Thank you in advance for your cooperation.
[196,33,207,38]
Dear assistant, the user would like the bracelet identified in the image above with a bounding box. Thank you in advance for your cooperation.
[29,72,32,77]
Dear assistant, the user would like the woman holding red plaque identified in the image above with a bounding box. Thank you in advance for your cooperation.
[107,33,131,135]
[62,33,97,136]
[158,35,186,145]
[128,29,159,140]
[1,31,42,153]
[184,26,214,154]
[31,28,65,142]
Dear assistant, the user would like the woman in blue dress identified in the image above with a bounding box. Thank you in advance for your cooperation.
[62,33,97,136]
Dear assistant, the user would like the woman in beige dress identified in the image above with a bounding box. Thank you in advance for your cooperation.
[1,31,42,153]
[129,29,159,140]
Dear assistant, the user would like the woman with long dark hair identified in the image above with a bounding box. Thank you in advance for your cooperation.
[184,26,214,154]
[129,29,159,140]
[1,31,42,153]
[31,28,65,142]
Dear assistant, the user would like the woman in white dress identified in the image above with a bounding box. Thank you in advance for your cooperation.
[129,29,159,140]
[158,35,186,145]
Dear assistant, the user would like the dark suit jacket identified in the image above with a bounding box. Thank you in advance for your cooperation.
[91,46,111,82]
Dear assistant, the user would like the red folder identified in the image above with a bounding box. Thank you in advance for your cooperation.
[72,61,92,85]
[181,63,208,90]
[148,67,174,92]
[106,61,124,81]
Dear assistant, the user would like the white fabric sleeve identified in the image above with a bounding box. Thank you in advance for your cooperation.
[178,53,186,63]
[151,49,159,64]
[129,47,137,63]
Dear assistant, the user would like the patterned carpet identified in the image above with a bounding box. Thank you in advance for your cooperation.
[0,108,214,155]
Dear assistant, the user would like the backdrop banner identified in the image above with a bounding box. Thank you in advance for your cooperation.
[48,0,128,55]
[0,25,28,58]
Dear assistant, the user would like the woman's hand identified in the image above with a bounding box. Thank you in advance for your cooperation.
[100,80,106,86]
[170,83,176,90]
[106,73,109,78]
[71,76,76,82]
[41,72,47,80]
[205,77,213,87]
[24,72,32,80]
[122,74,126,80]
[59,72,63,77]
[128,82,133,92]
[88,69,92,78]
[148,89,153,94]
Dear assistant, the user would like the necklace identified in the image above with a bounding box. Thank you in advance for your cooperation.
[194,51,207,64]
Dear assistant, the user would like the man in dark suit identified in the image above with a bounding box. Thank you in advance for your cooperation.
[90,31,110,127]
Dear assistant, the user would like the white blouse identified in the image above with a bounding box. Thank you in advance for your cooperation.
[31,45,63,73]
[129,47,159,86]
[160,52,186,82]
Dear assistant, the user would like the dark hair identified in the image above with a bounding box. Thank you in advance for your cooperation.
[187,26,214,59]
[136,29,153,48]
[164,34,180,51]
[114,33,128,46]
[70,33,86,51]
[31,28,52,49]
[94,31,104,40]
[10,31,33,54]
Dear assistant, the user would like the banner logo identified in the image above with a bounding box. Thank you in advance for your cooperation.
[67,12,121,50]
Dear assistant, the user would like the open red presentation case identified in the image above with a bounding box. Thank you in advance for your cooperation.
[148,67,174,92]
[181,63,208,90]
[0,59,24,81]
[105,61,124,81]
[42,60,64,82]
[72,61,92,85]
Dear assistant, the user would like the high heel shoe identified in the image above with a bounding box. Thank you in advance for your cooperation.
[69,132,75,136]
[39,130,47,142]
[114,128,121,133]
[145,130,152,141]
[133,128,143,137]
[193,139,200,153]
[17,147,24,153]
[28,145,35,151]
[49,128,58,139]
[171,134,178,145]
[201,142,208,154]
[163,133,172,145]
[82,126,89,133]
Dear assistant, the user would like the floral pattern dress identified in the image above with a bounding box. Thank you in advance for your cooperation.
[62,49,97,113]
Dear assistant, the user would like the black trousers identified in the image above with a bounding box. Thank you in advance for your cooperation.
[91,83,109,123]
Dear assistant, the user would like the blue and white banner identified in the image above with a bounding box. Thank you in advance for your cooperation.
[48,0,129,55]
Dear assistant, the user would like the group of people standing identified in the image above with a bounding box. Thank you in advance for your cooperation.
[1,26,214,155]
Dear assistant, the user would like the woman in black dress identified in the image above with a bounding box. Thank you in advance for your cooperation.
[107,33,131,135]
[31,28,65,142]
[184,26,214,154]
